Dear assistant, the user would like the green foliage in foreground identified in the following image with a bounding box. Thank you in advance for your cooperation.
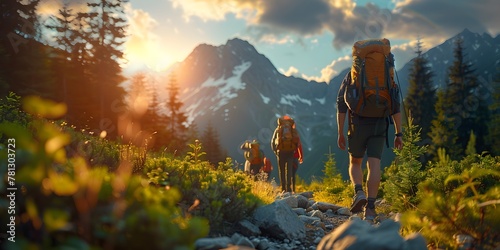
[308,150,351,207]
[383,117,427,211]
[403,156,500,249]
[381,116,500,249]
[2,93,499,249]
[0,96,209,249]
[145,153,262,235]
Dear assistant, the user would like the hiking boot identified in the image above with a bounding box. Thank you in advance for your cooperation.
[363,206,377,221]
[349,191,367,213]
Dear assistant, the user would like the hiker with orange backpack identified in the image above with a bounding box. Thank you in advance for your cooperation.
[336,39,403,221]
[271,115,301,193]
[241,140,265,178]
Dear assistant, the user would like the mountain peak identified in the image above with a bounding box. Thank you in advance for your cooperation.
[460,28,473,35]
[226,37,252,47]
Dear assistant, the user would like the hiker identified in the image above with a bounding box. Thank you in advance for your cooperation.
[240,140,265,177]
[291,140,303,193]
[271,115,301,193]
[336,39,403,221]
[261,156,273,181]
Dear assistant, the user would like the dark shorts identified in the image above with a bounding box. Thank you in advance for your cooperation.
[347,116,387,159]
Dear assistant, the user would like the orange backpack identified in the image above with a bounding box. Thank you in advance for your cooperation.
[344,38,400,118]
[244,142,264,165]
[261,157,273,172]
[274,117,299,152]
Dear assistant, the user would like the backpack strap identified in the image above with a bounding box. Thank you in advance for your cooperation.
[360,59,367,113]
[385,117,390,148]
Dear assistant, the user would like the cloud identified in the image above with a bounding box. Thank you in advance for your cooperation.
[305,55,352,83]
[393,0,499,37]
[169,0,499,50]
[391,41,420,70]
[257,0,330,35]
[280,66,300,77]
[38,0,89,15]
[171,0,257,22]
[281,55,351,83]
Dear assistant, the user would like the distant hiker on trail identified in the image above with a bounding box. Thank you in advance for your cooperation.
[291,139,303,193]
[271,115,301,193]
[336,39,403,221]
[241,140,265,178]
[261,156,273,181]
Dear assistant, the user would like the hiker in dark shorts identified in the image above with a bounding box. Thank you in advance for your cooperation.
[337,71,403,221]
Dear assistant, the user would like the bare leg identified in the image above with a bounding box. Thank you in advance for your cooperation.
[366,157,381,198]
[349,155,363,186]
[349,155,367,213]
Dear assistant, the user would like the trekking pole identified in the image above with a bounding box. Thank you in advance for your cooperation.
[394,69,410,126]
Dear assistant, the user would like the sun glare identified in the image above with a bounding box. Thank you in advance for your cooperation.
[123,44,174,72]
[146,54,174,72]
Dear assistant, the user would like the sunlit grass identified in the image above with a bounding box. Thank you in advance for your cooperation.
[250,172,281,204]
[307,179,352,208]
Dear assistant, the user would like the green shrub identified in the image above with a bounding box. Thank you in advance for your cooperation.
[0,96,209,249]
[0,92,30,129]
[402,154,500,249]
[64,125,121,170]
[383,117,427,212]
[308,150,351,207]
[144,144,262,235]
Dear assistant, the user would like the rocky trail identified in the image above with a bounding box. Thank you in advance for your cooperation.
[194,192,427,250]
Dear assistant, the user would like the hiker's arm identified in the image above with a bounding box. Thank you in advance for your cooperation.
[337,112,347,150]
[336,74,349,150]
[392,112,403,150]
[298,140,304,163]
[270,129,277,153]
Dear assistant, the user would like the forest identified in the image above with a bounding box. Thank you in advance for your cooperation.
[0,0,499,249]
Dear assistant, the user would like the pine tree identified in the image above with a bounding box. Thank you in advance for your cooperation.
[83,0,127,137]
[127,73,149,119]
[46,4,74,104]
[143,84,166,150]
[0,44,8,94]
[0,0,54,98]
[428,90,461,160]
[186,122,200,145]
[125,73,164,148]
[164,73,189,154]
[405,39,436,144]
[200,122,227,166]
[442,38,491,157]
[489,71,500,155]
[383,116,427,212]
[465,131,477,156]
[0,0,37,54]
[45,4,88,122]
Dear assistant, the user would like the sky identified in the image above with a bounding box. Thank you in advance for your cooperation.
[39,0,499,83]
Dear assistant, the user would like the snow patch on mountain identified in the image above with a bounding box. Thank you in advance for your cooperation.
[200,61,251,109]
[316,98,326,105]
[260,93,271,104]
[280,94,313,106]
